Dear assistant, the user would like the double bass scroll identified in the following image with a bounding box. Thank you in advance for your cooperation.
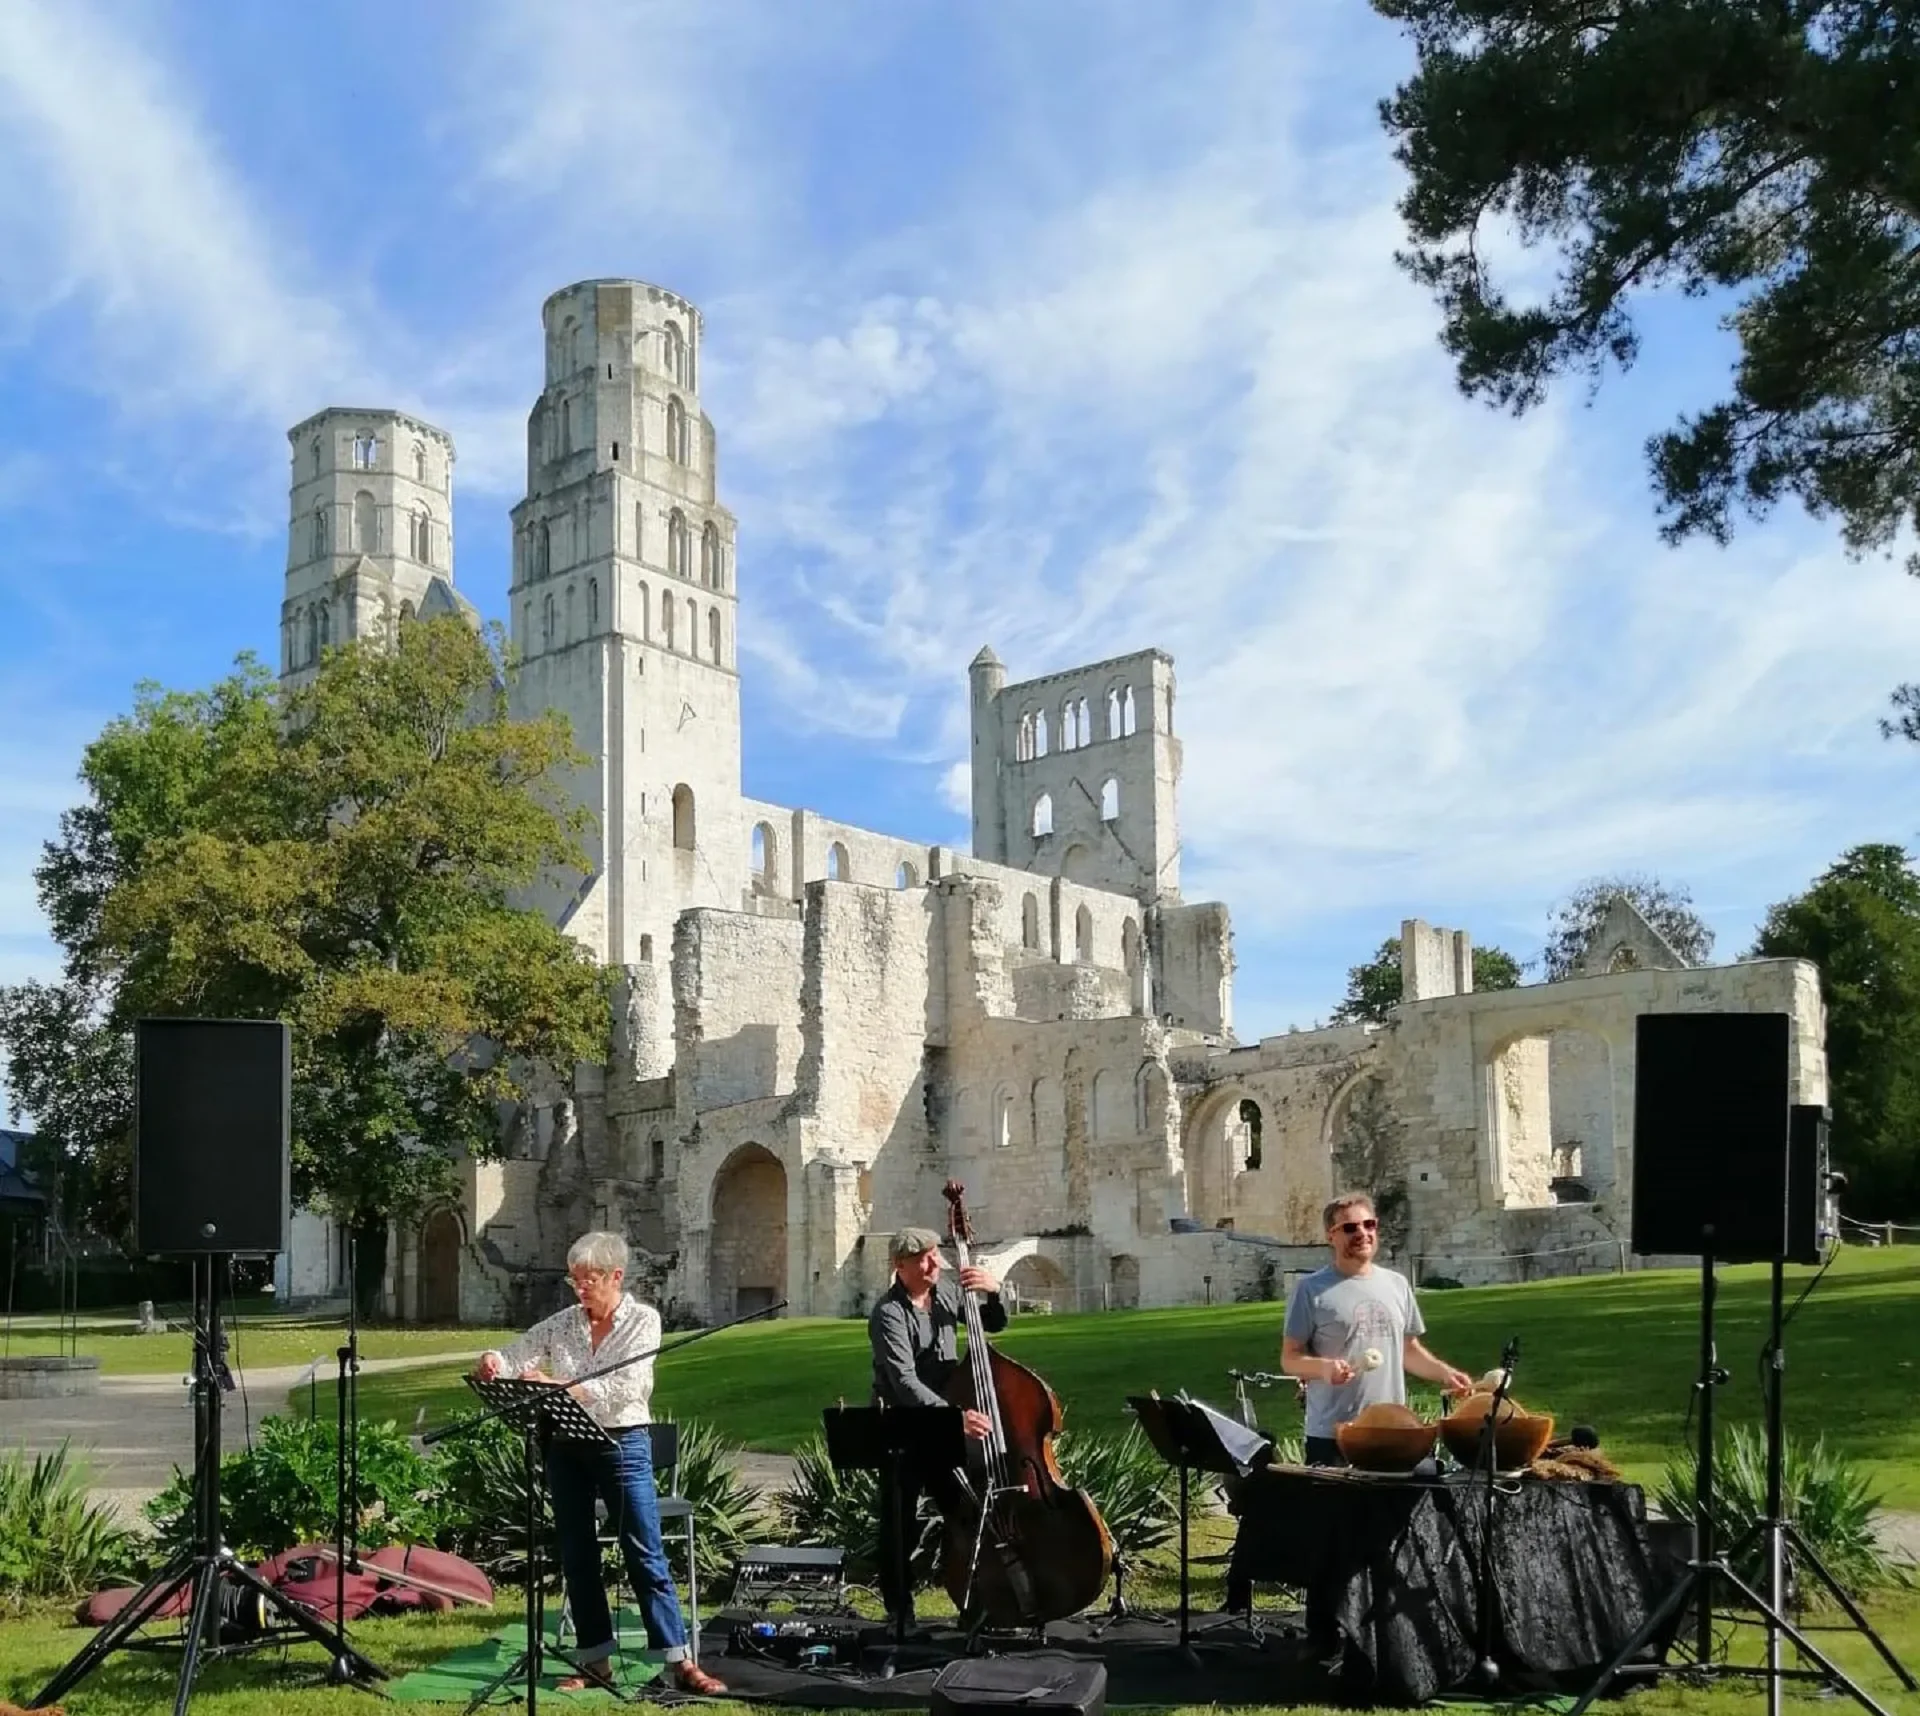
[933,1179,1113,1627]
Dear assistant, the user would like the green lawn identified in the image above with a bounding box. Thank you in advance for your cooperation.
[0,1314,518,1375]
[2,1578,1917,1716]
[341,1248,1920,1508]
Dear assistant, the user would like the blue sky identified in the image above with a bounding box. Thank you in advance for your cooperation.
[2,0,1917,1077]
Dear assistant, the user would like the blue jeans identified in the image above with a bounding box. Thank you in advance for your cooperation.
[547,1426,688,1664]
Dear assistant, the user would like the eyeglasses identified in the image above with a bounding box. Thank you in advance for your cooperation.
[1335,1219,1379,1236]
[567,1269,614,1292]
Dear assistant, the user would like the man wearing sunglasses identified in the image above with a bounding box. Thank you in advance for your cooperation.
[1280,1193,1474,1466]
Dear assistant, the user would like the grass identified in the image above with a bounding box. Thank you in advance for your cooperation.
[339,1247,1920,1508]
[0,1310,519,1376]
[2,1555,1917,1716]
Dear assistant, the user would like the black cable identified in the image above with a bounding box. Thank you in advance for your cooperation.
[227,1266,254,1454]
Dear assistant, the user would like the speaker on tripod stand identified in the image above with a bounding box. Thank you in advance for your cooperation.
[34,1018,384,1714]
[1567,1013,1914,1716]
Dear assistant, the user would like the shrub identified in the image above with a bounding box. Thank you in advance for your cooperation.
[0,1444,147,1609]
[1655,1427,1911,1602]
[777,1433,911,1587]
[664,1420,768,1587]
[146,1414,440,1561]
[1054,1425,1183,1563]
[430,1414,557,1586]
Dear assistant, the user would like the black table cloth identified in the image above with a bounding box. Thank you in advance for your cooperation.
[1225,1465,1673,1704]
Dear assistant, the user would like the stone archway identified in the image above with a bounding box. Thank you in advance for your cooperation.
[417,1208,463,1324]
[1005,1253,1070,1312]
[1108,1253,1141,1311]
[709,1144,787,1322]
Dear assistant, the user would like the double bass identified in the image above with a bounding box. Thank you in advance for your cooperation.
[934,1180,1113,1626]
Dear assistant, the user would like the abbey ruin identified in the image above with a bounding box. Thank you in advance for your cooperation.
[272,278,1828,1325]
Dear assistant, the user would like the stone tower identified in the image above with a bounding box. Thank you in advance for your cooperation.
[282,408,459,686]
[969,648,1182,901]
[507,280,744,970]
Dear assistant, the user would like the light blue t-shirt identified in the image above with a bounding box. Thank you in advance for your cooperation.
[1283,1264,1424,1440]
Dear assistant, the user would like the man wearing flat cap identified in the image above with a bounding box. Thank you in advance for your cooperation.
[867,1226,1004,1628]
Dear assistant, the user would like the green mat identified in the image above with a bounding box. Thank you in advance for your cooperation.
[387,1609,667,1704]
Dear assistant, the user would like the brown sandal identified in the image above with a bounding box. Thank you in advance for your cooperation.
[555,1658,617,1694]
[671,1660,729,1695]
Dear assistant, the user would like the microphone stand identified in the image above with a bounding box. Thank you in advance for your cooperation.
[1471,1336,1519,1689]
[324,1228,377,1686]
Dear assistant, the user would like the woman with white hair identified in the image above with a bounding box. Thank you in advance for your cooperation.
[473,1230,726,1696]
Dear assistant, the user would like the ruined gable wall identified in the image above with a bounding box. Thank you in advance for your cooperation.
[672,907,806,1112]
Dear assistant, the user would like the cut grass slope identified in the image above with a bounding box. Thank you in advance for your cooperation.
[341,1248,1920,1506]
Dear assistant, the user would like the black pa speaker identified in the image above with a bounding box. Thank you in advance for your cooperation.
[1786,1103,1830,1267]
[1631,1012,1791,1261]
[134,1018,290,1255]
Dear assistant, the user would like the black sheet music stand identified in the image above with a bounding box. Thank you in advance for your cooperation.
[1129,1392,1274,1669]
[458,1377,615,1714]
[823,1405,965,1650]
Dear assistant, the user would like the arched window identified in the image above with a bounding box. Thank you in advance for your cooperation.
[662,591,676,649]
[1061,697,1078,749]
[304,605,317,664]
[1022,893,1040,950]
[1031,793,1053,838]
[635,582,649,640]
[707,607,721,662]
[560,397,572,456]
[1100,778,1119,822]
[672,784,696,850]
[827,842,850,882]
[352,432,378,469]
[413,442,426,481]
[311,508,327,559]
[1075,903,1093,963]
[310,438,321,476]
[665,321,685,383]
[668,509,689,578]
[1107,686,1123,738]
[1017,711,1035,762]
[540,592,555,646]
[412,508,431,563]
[1123,685,1138,735]
[1034,709,1050,757]
[896,860,918,889]
[634,500,645,559]
[1239,1099,1263,1171]
[1076,696,1090,747]
[752,821,777,887]
[666,396,687,464]
[587,577,599,631]
[686,599,698,657]
[701,521,719,587]
[522,600,531,643]
[565,582,576,643]
[536,521,551,579]
[353,489,377,551]
[993,1087,1013,1149]
[399,598,415,626]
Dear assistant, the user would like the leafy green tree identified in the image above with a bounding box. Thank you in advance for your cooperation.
[1373,0,1920,582]
[0,618,611,1257]
[1542,874,1714,979]
[1752,843,1920,1218]
[1331,935,1523,1024]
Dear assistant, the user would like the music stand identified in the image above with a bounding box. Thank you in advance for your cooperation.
[455,1376,614,1715]
[1128,1393,1274,1669]
[823,1405,965,1650]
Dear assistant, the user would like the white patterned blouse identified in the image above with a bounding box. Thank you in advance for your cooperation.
[481,1294,661,1430]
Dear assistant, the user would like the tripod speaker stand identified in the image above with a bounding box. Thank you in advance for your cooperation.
[32,1256,382,1715]
[1567,1246,1914,1716]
